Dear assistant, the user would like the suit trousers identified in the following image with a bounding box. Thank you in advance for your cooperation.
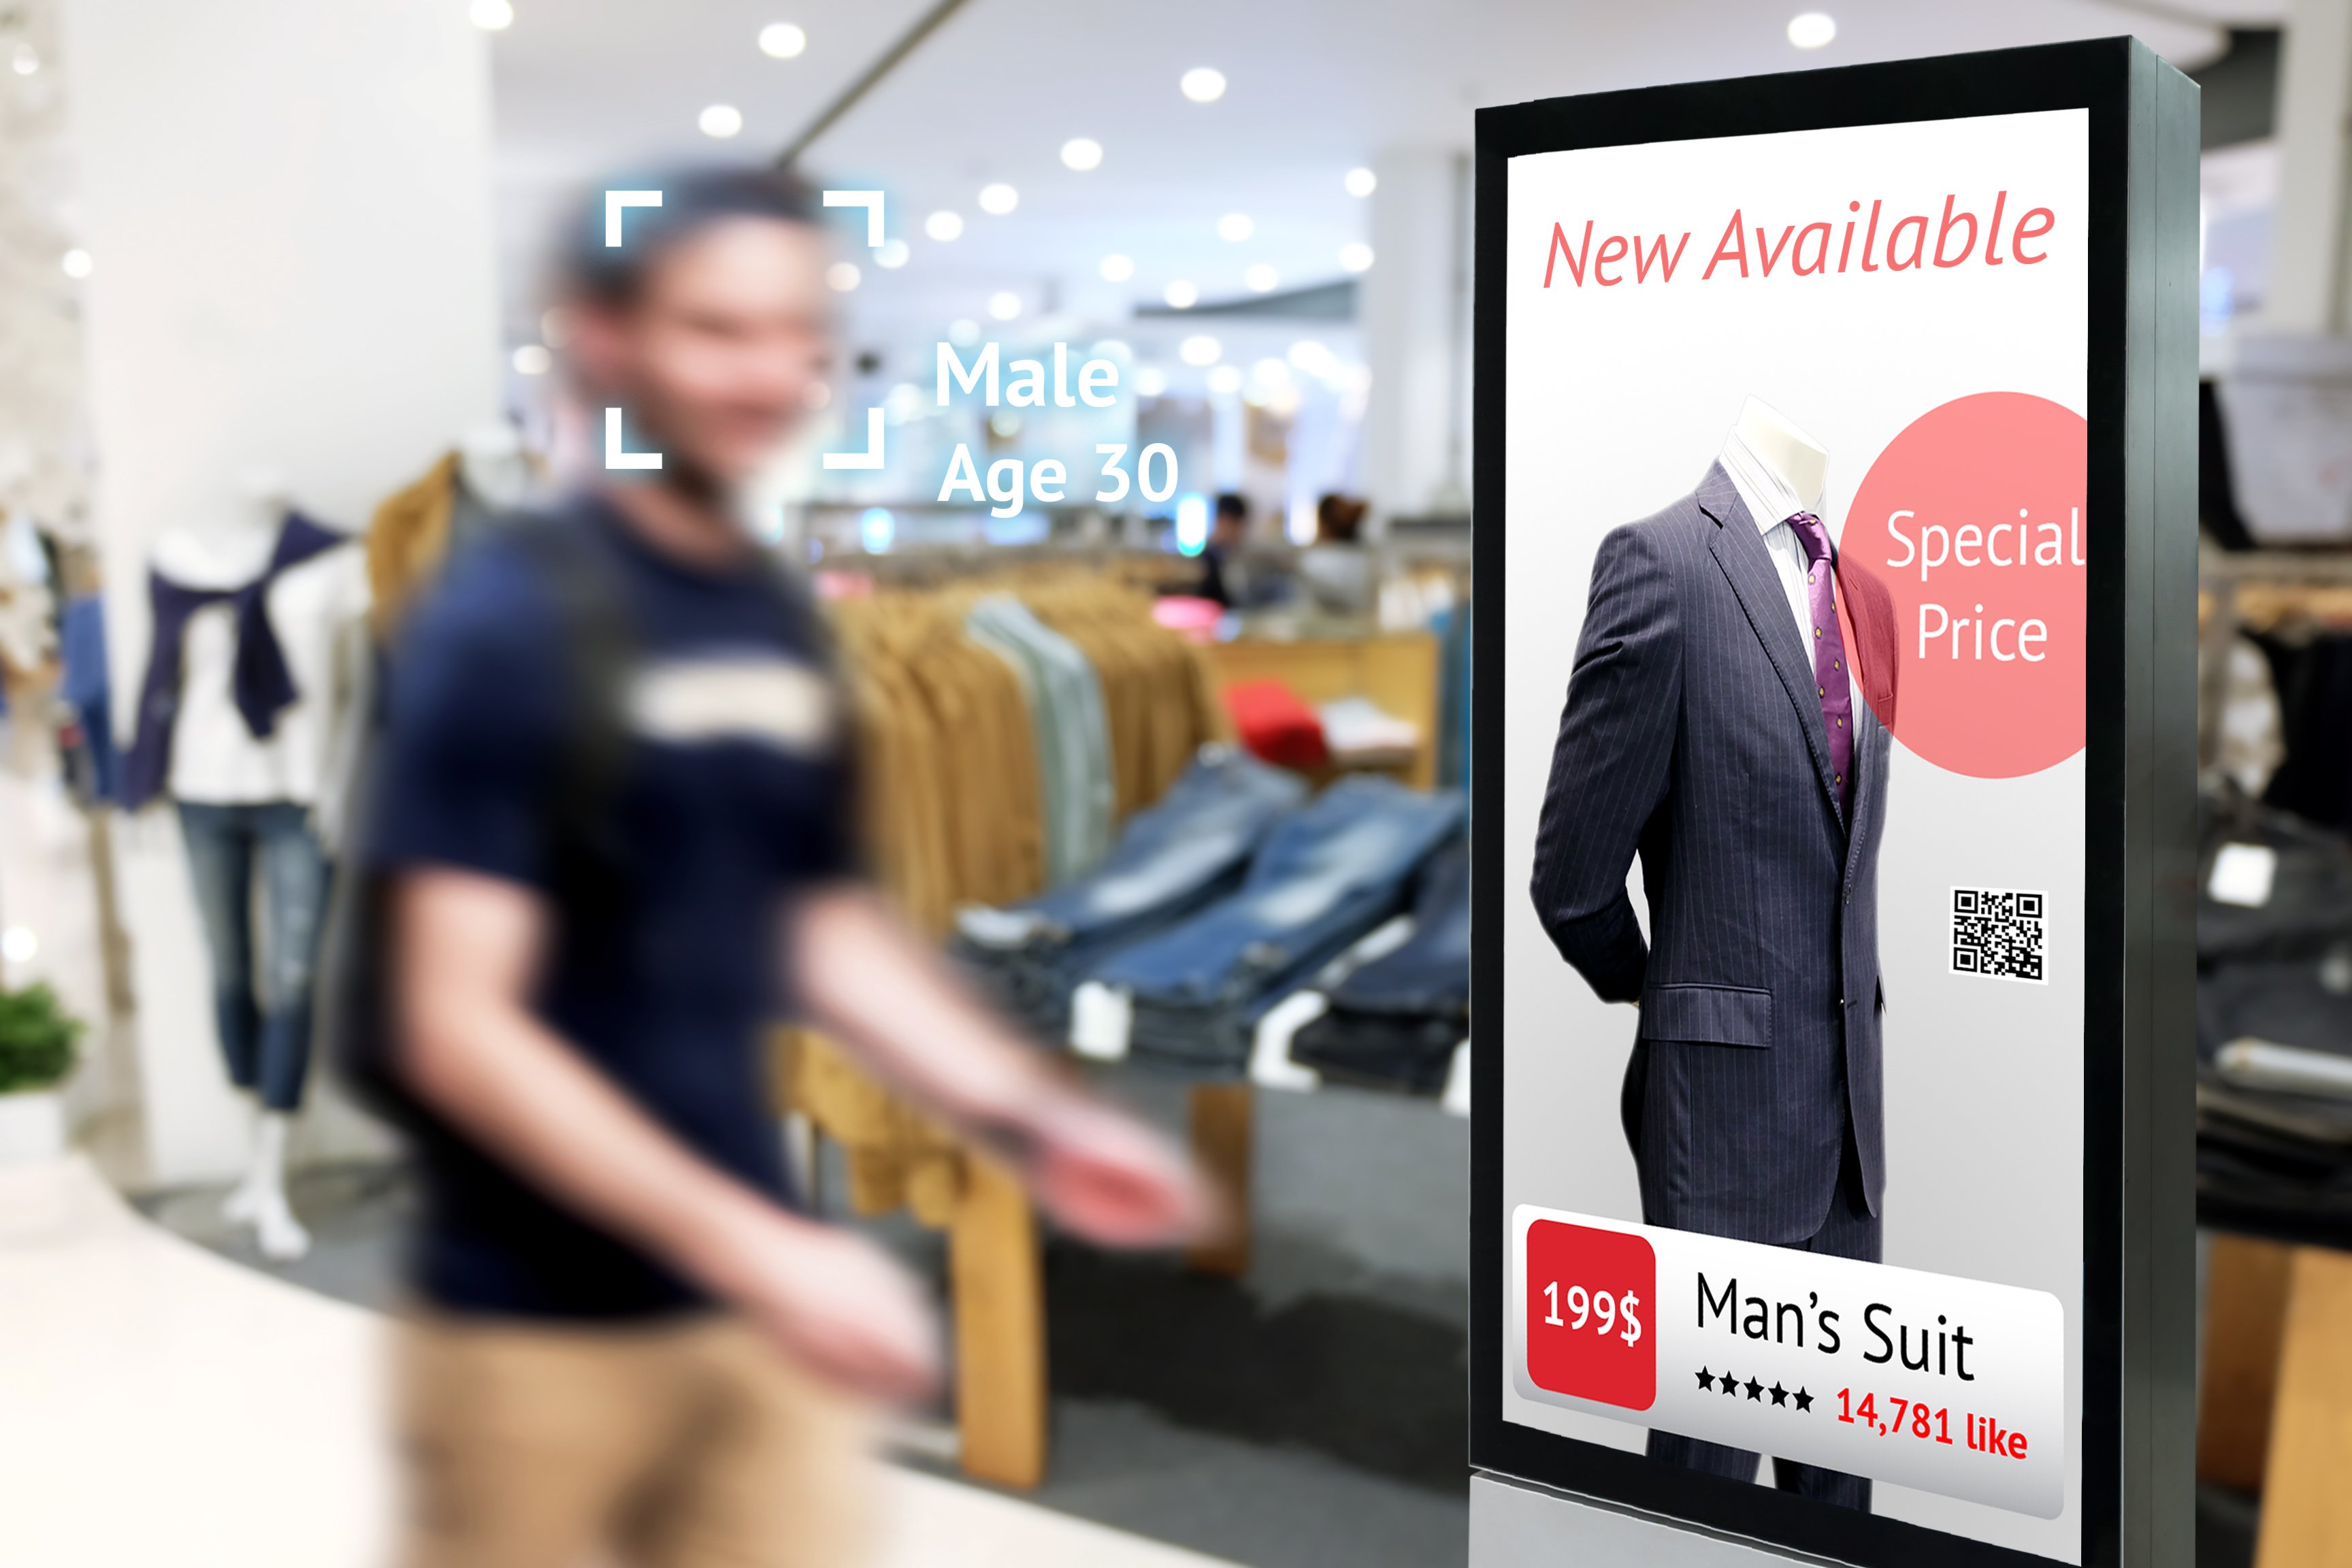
[1639,1090,1880,1511]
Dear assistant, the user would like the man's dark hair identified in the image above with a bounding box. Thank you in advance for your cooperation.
[1214,492,1249,523]
[559,164,821,306]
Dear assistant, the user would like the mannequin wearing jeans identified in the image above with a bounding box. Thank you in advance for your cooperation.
[133,470,370,1260]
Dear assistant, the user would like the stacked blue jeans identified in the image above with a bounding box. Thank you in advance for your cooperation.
[1292,840,1471,1094]
[178,801,333,1111]
[956,749,1306,1036]
[1098,775,1465,1072]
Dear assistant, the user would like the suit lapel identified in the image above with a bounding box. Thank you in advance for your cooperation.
[1697,463,1846,828]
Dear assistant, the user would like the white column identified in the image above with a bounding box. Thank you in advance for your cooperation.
[2266,0,2352,332]
[65,0,502,1183]
[1361,148,1472,528]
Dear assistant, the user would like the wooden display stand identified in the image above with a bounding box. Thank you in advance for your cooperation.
[2197,1235,2352,1565]
[1200,632,1443,789]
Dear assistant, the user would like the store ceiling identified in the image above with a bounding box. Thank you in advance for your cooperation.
[488,0,2281,344]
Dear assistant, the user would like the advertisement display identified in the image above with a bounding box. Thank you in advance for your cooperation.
[1469,41,2198,1568]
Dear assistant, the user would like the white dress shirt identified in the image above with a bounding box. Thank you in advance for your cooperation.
[1718,430,1821,657]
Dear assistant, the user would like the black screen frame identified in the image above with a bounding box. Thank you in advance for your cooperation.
[1468,37,2198,1568]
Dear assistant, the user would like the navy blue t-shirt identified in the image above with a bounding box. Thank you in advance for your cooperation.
[370,495,853,1318]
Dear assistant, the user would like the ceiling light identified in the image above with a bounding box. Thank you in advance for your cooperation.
[1217,213,1254,243]
[699,103,744,139]
[1252,357,1290,386]
[1179,335,1222,367]
[978,182,1018,216]
[1099,253,1135,282]
[1339,242,1375,273]
[1343,167,1377,198]
[1135,365,1169,397]
[11,42,39,74]
[1288,340,1333,374]
[1244,264,1279,293]
[1061,137,1104,172]
[876,238,911,270]
[469,0,514,30]
[1164,280,1198,310]
[512,344,552,376]
[987,291,1022,321]
[1,926,35,964]
[1181,67,1226,103]
[759,21,807,58]
[828,261,862,292]
[60,248,91,279]
[1207,365,1244,395]
[1787,12,1836,48]
[926,210,965,242]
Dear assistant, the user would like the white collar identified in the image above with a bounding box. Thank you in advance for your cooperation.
[1718,429,1814,536]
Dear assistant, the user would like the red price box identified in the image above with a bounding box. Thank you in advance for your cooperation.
[1525,1221,1656,1411]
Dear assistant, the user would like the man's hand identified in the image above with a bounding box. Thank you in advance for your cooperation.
[691,1201,941,1403]
[1009,1095,1210,1248]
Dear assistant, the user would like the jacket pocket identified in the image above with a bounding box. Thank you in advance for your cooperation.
[1639,983,1772,1048]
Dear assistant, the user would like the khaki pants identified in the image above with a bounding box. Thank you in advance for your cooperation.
[397,1313,876,1568]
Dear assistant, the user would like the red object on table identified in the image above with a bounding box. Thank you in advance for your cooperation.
[1222,679,1329,770]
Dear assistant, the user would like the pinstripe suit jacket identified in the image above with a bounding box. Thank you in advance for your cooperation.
[1529,462,1900,1246]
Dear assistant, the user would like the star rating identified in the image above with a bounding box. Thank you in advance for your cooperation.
[1769,1382,1788,1407]
[1720,1371,1740,1398]
[1696,1368,1716,1391]
[1745,1377,1764,1401]
[1697,1371,1814,1412]
[1794,1388,1814,1413]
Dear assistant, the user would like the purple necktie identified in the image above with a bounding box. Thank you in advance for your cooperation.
[1785,512,1852,812]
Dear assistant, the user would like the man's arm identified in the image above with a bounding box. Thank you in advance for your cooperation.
[785,884,1205,1247]
[395,867,939,1399]
[1529,523,1682,1004]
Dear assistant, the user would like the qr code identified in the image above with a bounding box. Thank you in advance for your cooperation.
[1951,888,2046,983]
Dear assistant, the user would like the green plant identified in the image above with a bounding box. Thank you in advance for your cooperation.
[0,983,82,1094]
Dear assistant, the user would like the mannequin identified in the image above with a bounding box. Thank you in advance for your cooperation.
[133,466,371,1261]
[1728,395,1828,510]
[457,421,534,512]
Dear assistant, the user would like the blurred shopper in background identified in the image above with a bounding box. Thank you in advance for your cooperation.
[368,165,1204,1568]
[1196,491,1250,608]
[1299,492,1373,615]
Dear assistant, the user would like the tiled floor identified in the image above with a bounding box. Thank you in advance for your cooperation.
[0,1156,1239,1568]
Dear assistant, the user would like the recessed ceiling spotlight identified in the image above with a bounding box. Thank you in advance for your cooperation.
[1207,365,1244,395]
[987,291,1022,321]
[876,239,911,270]
[1787,12,1836,48]
[926,210,965,242]
[1061,138,1104,172]
[1179,335,1222,367]
[760,21,807,57]
[469,0,514,30]
[1339,242,1375,274]
[512,344,552,376]
[1344,167,1377,198]
[1245,264,1280,293]
[827,261,862,292]
[699,103,744,138]
[1164,280,1199,310]
[978,182,1019,216]
[1100,253,1135,282]
[1181,67,1226,103]
[1288,340,1332,374]
[1217,213,1254,243]
[60,248,92,279]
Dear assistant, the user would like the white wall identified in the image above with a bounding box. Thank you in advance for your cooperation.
[1362,147,1471,527]
[65,0,501,1183]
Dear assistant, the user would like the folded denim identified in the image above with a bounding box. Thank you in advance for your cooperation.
[1102,777,1464,1071]
[1290,840,1469,1092]
[955,748,1307,1035]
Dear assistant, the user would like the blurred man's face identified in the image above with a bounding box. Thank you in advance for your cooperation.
[572,216,832,491]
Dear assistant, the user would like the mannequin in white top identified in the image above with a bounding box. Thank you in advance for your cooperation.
[1716,396,1832,654]
[146,467,371,1261]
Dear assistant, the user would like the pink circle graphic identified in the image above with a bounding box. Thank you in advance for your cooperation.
[1842,392,2087,779]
